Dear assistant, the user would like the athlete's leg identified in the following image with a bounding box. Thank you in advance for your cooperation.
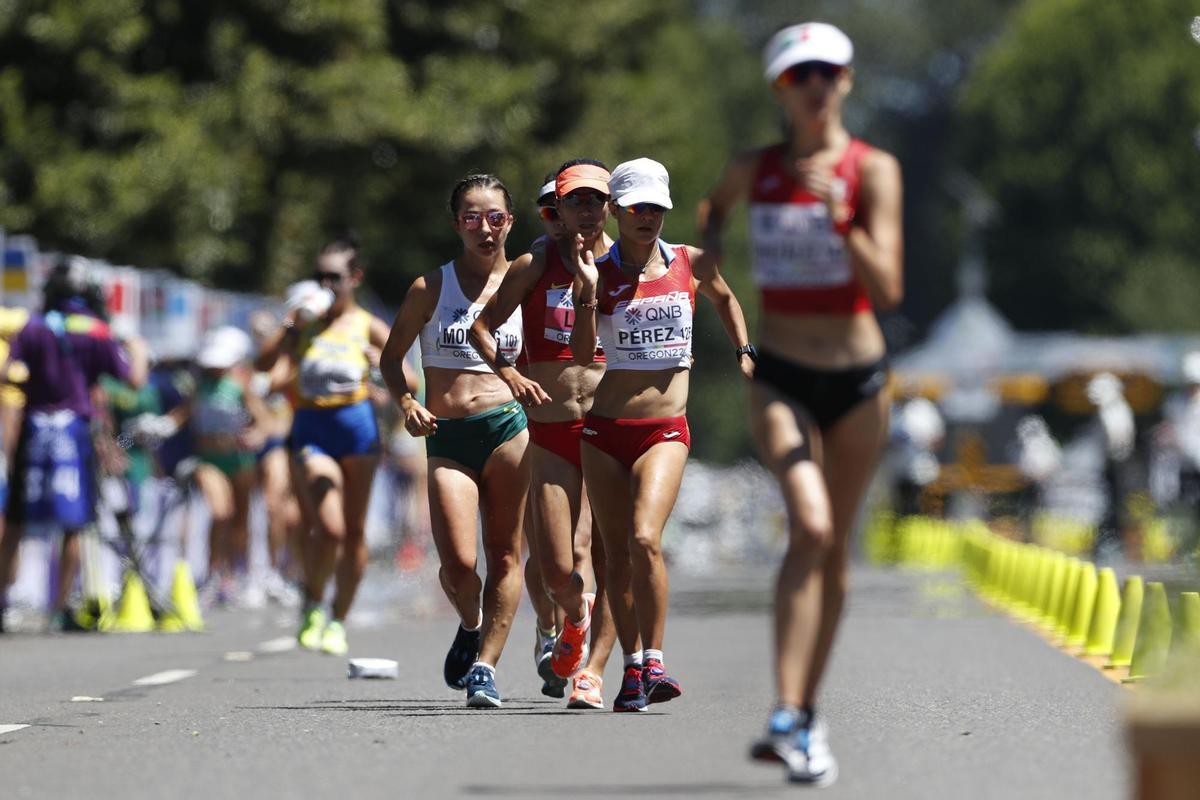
[193,463,235,580]
[581,491,618,675]
[530,445,587,622]
[427,459,483,627]
[627,442,688,651]
[52,528,82,613]
[230,467,256,576]
[749,382,833,709]
[802,389,890,705]
[523,501,557,633]
[259,448,301,572]
[289,453,315,585]
[330,453,380,621]
[581,443,639,655]
[296,453,345,606]
[475,431,529,666]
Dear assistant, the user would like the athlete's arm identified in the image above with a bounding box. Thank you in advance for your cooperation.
[696,150,758,270]
[468,249,552,406]
[690,246,754,380]
[569,236,600,366]
[238,368,272,451]
[845,150,904,311]
[381,273,438,437]
[253,311,299,372]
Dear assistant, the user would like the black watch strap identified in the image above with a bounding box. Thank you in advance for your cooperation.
[735,343,758,363]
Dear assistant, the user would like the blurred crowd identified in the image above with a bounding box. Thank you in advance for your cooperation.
[882,363,1200,564]
[0,254,430,632]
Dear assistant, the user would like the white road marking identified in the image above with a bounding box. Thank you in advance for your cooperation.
[223,651,254,662]
[0,724,30,734]
[132,669,197,686]
[257,637,297,653]
[70,696,105,702]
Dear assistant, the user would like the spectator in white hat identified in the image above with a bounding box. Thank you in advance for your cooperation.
[697,20,904,787]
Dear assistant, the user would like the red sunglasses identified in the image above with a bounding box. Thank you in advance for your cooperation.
[775,61,845,87]
[460,210,510,230]
[617,203,666,216]
[538,206,560,222]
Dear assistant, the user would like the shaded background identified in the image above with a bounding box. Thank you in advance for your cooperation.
[3,0,1200,461]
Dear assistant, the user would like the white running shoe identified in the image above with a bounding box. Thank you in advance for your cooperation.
[786,714,838,788]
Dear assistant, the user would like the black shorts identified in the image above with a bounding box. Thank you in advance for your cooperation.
[752,349,889,431]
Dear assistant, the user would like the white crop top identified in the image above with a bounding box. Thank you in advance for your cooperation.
[419,261,523,372]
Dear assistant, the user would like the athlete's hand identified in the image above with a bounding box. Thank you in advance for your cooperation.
[403,401,438,437]
[737,354,756,381]
[569,234,599,290]
[795,158,852,231]
[502,369,552,407]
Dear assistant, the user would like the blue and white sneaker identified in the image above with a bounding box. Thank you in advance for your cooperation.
[444,625,481,690]
[465,665,503,709]
[749,707,801,764]
[535,629,567,698]
[785,714,838,787]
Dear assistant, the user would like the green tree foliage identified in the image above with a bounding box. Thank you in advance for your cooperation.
[0,0,777,459]
[959,0,1200,332]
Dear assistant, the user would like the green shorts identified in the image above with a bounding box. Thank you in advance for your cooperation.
[425,400,527,475]
[199,450,256,478]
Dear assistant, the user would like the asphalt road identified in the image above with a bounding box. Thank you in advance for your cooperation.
[0,566,1129,799]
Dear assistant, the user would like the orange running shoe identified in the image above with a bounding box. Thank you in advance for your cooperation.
[567,669,604,709]
[550,592,595,678]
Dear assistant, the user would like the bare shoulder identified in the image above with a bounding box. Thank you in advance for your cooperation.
[861,147,901,183]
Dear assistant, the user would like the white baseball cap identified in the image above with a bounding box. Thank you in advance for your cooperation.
[763,22,854,82]
[608,158,673,210]
[197,325,252,370]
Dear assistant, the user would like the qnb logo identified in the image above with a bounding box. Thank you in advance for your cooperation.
[624,307,643,326]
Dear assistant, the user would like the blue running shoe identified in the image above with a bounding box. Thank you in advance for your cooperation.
[535,629,567,698]
[444,625,481,690]
[465,665,502,708]
[750,707,801,764]
[612,664,648,712]
[641,658,682,704]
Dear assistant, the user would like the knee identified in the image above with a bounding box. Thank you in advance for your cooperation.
[784,516,835,563]
[629,527,663,562]
[541,565,577,597]
[485,546,521,576]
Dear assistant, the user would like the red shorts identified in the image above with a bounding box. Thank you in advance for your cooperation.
[527,418,584,469]
[580,414,691,470]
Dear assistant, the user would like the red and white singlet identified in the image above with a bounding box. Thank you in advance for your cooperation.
[520,237,605,364]
[595,241,695,371]
[748,139,873,315]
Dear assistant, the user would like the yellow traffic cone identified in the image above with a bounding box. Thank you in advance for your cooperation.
[1082,567,1121,664]
[1066,562,1098,651]
[1105,575,1144,680]
[110,571,156,633]
[1125,581,1172,683]
[159,561,204,633]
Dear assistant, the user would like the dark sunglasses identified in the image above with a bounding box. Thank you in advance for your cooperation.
[313,270,346,284]
[538,206,560,222]
[560,192,609,210]
[460,210,510,230]
[776,61,845,87]
[617,202,667,216]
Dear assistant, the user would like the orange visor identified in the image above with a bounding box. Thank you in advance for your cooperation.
[556,164,611,198]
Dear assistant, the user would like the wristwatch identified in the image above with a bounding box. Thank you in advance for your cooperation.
[735,343,758,363]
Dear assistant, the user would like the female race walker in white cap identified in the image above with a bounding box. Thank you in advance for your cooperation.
[698,22,904,786]
[571,158,752,711]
